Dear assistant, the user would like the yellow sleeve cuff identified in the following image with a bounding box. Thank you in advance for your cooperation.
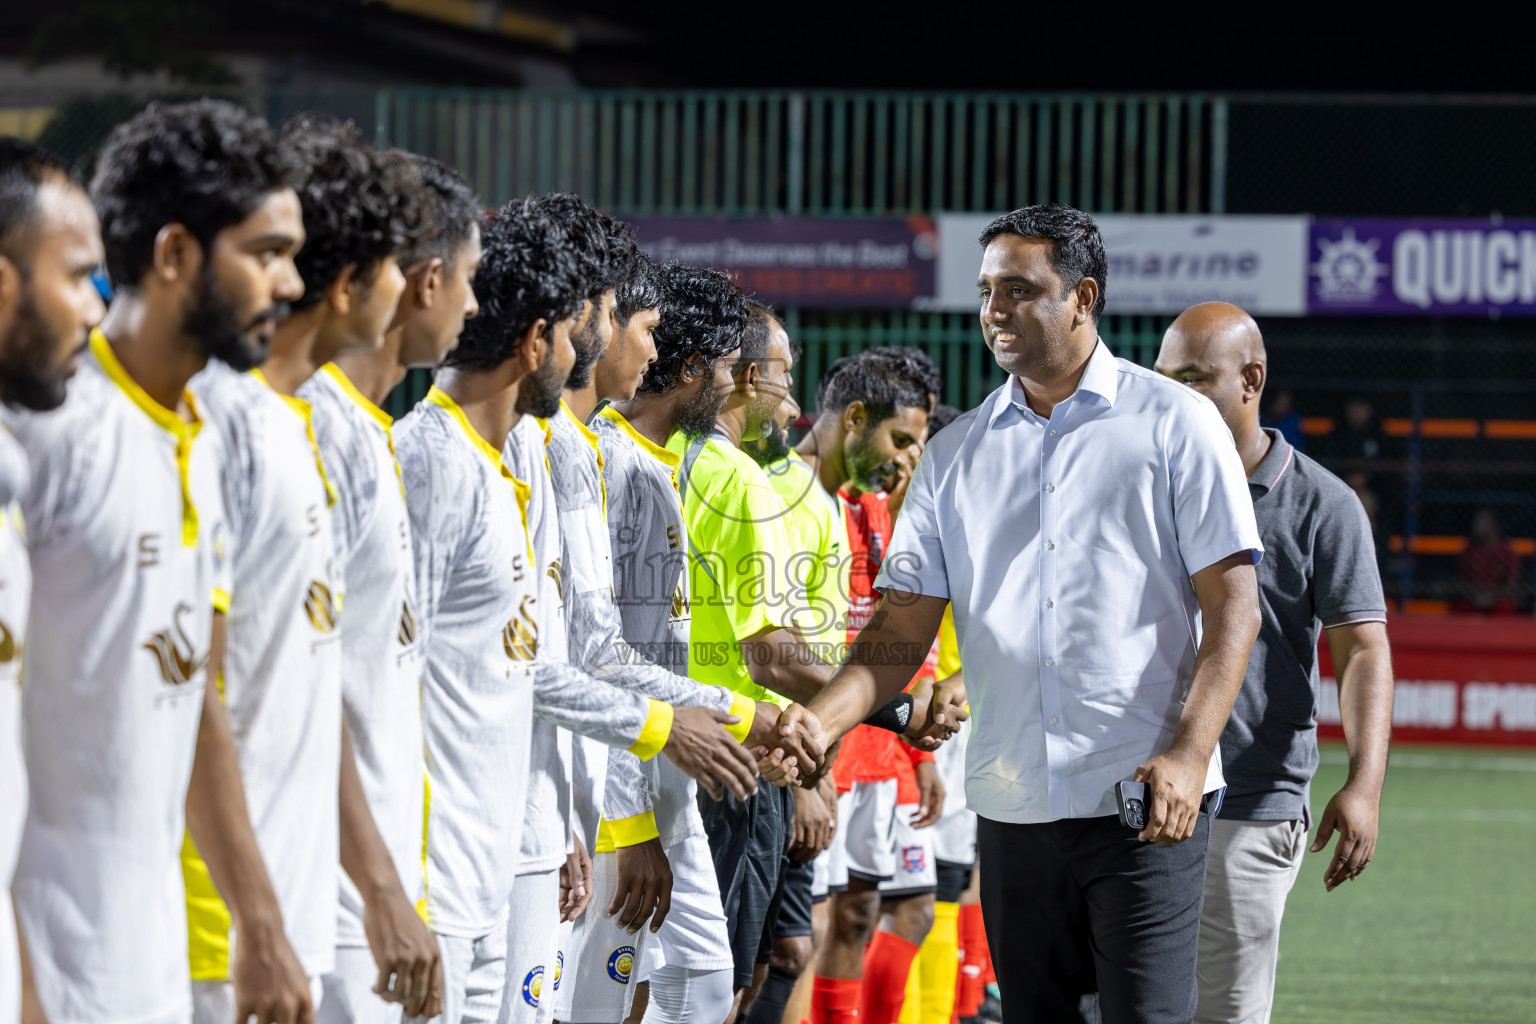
[211,588,231,614]
[627,699,674,761]
[725,691,757,744]
[594,811,660,854]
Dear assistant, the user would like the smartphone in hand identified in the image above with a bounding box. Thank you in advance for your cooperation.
[1116,780,1149,831]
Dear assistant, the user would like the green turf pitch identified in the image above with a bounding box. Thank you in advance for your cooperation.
[1272,743,1536,1023]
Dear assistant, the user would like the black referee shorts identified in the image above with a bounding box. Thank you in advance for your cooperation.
[701,777,794,988]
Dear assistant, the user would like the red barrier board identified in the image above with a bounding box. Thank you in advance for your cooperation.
[1317,616,1536,747]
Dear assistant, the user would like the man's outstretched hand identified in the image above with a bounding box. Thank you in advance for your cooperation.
[1311,782,1380,892]
[754,702,827,786]
[906,673,968,751]
[663,705,760,801]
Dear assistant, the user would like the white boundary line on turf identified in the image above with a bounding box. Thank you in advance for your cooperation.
[1385,808,1536,824]
[1318,749,1536,773]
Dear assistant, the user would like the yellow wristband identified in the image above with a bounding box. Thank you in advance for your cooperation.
[725,691,757,744]
[627,700,674,761]
[594,811,660,853]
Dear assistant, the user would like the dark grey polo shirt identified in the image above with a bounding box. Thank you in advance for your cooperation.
[1220,428,1387,822]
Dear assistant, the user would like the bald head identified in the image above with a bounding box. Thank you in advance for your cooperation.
[1154,301,1267,439]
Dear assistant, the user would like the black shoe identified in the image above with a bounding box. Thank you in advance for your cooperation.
[976,988,1003,1024]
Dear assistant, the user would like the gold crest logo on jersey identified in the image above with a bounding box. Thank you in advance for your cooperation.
[398,598,419,647]
[0,620,16,664]
[142,601,209,686]
[546,559,563,602]
[304,580,340,634]
[502,594,539,661]
[670,584,690,621]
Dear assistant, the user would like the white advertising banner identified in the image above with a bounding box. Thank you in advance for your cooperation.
[931,213,1310,316]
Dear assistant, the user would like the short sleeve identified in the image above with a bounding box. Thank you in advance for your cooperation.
[1313,483,1388,628]
[873,446,949,599]
[1168,398,1263,576]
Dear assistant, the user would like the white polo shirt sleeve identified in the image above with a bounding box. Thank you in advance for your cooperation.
[1167,396,1264,576]
[874,443,950,600]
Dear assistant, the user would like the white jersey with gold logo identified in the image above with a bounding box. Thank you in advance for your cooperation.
[396,387,540,938]
[300,365,425,946]
[12,332,221,1022]
[187,360,343,978]
[0,426,30,1024]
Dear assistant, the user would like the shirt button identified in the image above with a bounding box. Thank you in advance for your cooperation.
[1045,483,1055,492]
[1044,599,1054,609]
[1050,716,1059,725]
[1048,429,1057,436]
[1046,540,1055,550]
[1044,658,1054,667]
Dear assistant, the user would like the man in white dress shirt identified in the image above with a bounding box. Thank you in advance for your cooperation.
[767,204,1263,1024]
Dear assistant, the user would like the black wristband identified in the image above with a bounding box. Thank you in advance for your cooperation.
[862,692,913,734]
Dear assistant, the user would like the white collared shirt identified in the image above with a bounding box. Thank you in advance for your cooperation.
[874,341,1262,824]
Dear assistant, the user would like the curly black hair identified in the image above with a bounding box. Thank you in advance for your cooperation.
[817,347,934,425]
[282,117,422,310]
[397,152,482,271]
[928,402,962,434]
[615,249,664,327]
[529,192,635,299]
[637,262,751,395]
[979,203,1107,322]
[445,197,582,372]
[0,138,78,263]
[91,98,303,288]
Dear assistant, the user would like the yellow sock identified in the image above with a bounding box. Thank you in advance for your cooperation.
[899,945,923,1024]
[917,902,962,1024]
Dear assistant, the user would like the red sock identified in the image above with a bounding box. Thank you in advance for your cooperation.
[859,931,920,1024]
[810,976,862,1024]
[957,904,989,1016]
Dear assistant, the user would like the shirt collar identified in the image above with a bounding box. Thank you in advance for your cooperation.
[1248,427,1294,494]
[989,338,1118,427]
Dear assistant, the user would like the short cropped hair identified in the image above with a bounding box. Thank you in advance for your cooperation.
[638,262,750,395]
[91,98,302,288]
[928,403,962,434]
[0,138,76,263]
[282,118,422,309]
[817,347,934,425]
[445,198,581,372]
[732,301,776,375]
[978,203,1107,322]
[397,153,482,271]
[615,250,664,327]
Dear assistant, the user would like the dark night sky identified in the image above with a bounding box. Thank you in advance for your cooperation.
[574,2,1536,93]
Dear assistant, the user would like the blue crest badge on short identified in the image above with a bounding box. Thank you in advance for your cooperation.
[521,965,543,1006]
[552,950,564,991]
[607,945,636,984]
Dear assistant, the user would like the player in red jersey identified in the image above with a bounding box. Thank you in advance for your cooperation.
[788,348,941,1024]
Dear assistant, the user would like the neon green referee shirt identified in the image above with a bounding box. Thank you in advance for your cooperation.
[668,429,799,708]
[762,449,850,663]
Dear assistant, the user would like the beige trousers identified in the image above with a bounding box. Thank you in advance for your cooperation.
[1195,817,1308,1024]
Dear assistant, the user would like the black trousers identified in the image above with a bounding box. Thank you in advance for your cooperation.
[976,811,1212,1024]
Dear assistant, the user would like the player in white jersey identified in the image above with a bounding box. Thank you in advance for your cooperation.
[12,103,315,1024]
[0,138,107,1024]
[518,231,776,1024]
[184,121,434,1023]
[304,152,484,1024]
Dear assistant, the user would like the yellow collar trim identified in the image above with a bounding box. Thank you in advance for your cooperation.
[322,364,404,499]
[424,385,535,563]
[321,363,393,430]
[251,368,338,507]
[90,329,203,546]
[562,400,607,521]
[599,406,680,468]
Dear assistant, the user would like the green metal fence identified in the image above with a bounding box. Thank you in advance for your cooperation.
[378,89,1223,215]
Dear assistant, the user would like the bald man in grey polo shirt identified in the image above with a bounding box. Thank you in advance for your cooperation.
[1156,302,1395,1024]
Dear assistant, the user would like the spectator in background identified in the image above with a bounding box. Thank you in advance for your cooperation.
[1455,508,1522,616]
[1261,387,1305,452]
[1326,397,1384,461]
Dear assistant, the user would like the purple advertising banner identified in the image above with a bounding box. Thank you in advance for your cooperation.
[625,217,938,308]
[1309,219,1536,316]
